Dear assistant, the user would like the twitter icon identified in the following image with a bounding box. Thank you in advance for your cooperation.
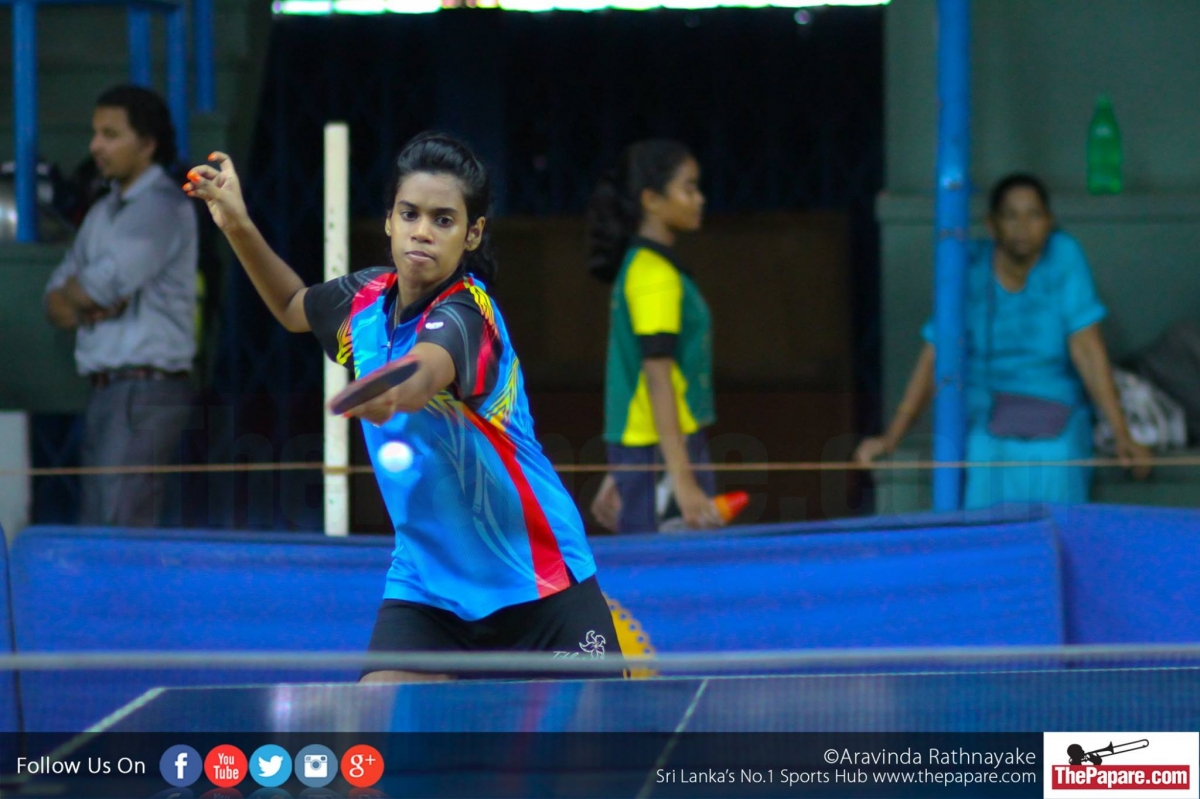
[249,745,292,788]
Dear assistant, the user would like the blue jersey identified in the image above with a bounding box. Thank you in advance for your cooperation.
[305,267,596,620]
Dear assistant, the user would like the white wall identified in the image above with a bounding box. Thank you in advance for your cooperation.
[887,0,1200,193]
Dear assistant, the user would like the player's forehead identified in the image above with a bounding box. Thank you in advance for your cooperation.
[393,172,467,216]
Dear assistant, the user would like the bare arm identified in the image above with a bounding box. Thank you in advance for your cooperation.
[856,343,936,462]
[1069,323,1151,477]
[590,473,621,532]
[45,277,124,330]
[223,223,309,332]
[884,342,937,450]
[45,287,81,330]
[340,344,457,425]
[643,357,721,529]
[184,152,309,333]
[1069,325,1124,435]
[62,275,103,311]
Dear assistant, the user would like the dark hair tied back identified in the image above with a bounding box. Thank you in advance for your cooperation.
[585,139,693,283]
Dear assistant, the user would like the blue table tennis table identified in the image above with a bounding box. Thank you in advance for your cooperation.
[11,666,1200,799]
[87,667,1200,734]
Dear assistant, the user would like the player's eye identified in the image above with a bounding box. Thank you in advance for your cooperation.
[437,216,453,227]
[400,211,418,221]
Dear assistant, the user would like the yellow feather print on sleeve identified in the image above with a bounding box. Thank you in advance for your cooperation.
[482,357,520,433]
[465,280,497,333]
[336,316,352,368]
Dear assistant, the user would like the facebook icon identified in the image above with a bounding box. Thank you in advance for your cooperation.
[159,745,202,787]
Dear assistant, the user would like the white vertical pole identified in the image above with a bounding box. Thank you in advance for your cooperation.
[323,122,350,536]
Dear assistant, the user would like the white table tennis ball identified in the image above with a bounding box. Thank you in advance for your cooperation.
[378,441,413,472]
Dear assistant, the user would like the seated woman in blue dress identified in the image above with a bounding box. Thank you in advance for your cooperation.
[856,174,1150,508]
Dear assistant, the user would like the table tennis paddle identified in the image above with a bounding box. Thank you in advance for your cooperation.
[329,356,420,416]
[714,491,750,523]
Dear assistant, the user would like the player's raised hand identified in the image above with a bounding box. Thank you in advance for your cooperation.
[183,152,248,233]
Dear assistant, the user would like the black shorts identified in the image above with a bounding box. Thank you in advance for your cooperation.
[365,575,624,677]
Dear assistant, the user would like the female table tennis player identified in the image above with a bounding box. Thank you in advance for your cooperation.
[184,132,622,680]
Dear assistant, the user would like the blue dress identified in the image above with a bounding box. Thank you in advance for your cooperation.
[922,231,1107,508]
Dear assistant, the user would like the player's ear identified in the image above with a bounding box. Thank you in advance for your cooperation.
[464,217,486,252]
[640,187,663,218]
[384,215,391,237]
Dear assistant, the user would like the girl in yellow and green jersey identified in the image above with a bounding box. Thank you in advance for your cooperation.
[586,140,723,534]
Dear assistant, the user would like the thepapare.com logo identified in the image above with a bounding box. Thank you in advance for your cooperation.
[1044,732,1199,798]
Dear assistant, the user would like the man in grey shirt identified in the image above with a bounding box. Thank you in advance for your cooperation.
[44,85,197,527]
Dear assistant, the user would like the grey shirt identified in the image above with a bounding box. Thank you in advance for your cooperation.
[44,164,198,375]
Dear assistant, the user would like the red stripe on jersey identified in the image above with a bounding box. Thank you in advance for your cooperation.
[416,280,469,330]
[418,276,498,398]
[465,408,570,597]
[350,272,397,317]
[344,273,397,372]
[474,326,494,396]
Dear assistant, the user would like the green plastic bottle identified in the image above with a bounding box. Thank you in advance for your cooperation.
[1087,94,1122,194]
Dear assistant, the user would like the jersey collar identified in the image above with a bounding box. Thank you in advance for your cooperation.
[388,264,468,328]
[628,235,693,277]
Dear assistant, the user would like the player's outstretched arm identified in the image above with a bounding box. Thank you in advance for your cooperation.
[339,343,457,425]
[184,152,310,333]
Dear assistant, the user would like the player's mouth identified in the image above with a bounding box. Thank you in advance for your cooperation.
[405,250,435,263]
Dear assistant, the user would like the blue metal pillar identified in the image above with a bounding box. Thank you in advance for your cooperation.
[167,6,188,162]
[128,7,152,86]
[14,0,38,243]
[194,0,215,112]
[932,0,971,511]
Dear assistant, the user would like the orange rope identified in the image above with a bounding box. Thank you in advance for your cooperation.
[0,454,1191,478]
